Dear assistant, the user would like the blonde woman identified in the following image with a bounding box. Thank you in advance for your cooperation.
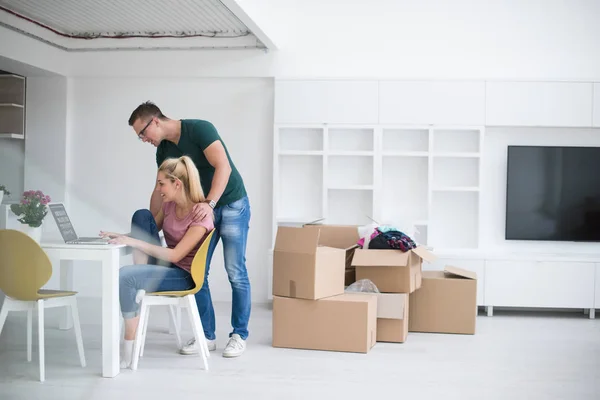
[100,155,214,369]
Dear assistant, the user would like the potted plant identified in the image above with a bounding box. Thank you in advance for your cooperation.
[0,184,10,205]
[10,190,51,243]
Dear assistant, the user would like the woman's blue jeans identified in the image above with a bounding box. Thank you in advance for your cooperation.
[119,209,194,319]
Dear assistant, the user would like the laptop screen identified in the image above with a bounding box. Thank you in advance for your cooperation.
[49,203,78,242]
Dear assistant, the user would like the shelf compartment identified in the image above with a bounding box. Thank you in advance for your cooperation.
[433,152,480,158]
[0,133,24,139]
[413,222,429,246]
[381,156,429,228]
[432,129,480,154]
[328,185,373,190]
[0,106,24,136]
[432,187,480,192]
[429,191,479,249]
[432,157,480,188]
[277,155,323,221]
[383,151,428,157]
[328,150,373,156]
[328,128,374,152]
[382,128,429,152]
[327,189,374,226]
[327,155,374,187]
[279,127,323,152]
[279,150,323,156]
[0,75,25,105]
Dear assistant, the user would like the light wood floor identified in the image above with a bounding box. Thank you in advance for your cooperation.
[1,298,599,400]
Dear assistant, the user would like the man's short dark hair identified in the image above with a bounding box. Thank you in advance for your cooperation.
[128,101,167,126]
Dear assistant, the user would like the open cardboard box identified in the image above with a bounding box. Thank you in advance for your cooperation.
[272,224,359,300]
[352,246,437,293]
[349,289,409,343]
[302,222,360,269]
[409,266,478,334]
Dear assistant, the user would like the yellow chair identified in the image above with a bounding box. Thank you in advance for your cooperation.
[0,229,86,382]
[131,229,215,371]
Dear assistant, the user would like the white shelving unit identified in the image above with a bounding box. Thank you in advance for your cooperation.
[0,74,26,140]
[272,124,485,250]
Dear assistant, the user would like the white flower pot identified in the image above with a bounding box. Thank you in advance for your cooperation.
[20,223,42,244]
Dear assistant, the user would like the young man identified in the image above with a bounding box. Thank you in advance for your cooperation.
[128,101,251,358]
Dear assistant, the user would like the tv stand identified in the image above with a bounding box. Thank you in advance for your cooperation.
[431,249,600,319]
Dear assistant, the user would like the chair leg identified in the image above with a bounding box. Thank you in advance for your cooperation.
[185,295,208,371]
[69,297,86,367]
[131,300,148,371]
[27,308,32,362]
[37,299,45,382]
[140,307,151,358]
[0,299,9,337]
[168,304,182,349]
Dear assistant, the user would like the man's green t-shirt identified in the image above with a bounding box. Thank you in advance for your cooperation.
[155,119,247,208]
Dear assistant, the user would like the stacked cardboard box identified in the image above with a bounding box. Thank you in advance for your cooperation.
[350,245,436,343]
[271,225,378,353]
[272,223,480,354]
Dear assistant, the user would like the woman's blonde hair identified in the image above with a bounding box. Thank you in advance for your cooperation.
[158,156,205,203]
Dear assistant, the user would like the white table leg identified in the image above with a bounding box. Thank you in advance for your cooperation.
[486,306,494,317]
[102,250,120,378]
[590,309,596,319]
[59,260,74,330]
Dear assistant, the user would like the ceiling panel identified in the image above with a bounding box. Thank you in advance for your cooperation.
[0,0,250,38]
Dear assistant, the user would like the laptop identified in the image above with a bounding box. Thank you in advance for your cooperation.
[49,203,110,245]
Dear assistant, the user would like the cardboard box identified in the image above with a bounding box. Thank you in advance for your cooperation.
[351,246,436,293]
[349,291,409,343]
[272,293,377,353]
[344,268,356,286]
[409,266,477,335]
[376,293,409,343]
[302,224,360,269]
[272,225,359,300]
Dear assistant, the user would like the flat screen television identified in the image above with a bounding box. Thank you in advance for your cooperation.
[505,145,600,242]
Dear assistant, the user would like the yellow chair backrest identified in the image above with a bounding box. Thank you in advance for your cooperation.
[189,229,216,292]
[0,229,53,301]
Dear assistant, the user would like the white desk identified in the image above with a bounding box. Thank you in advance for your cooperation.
[41,241,130,378]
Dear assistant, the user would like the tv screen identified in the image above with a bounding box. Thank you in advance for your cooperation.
[505,145,600,242]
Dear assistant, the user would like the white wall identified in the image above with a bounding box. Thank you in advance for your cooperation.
[1,0,599,81]
[0,25,69,77]
[0,76,67,205]
[67,0,600,81]
[64,77,274,302]
[481,127,600,254]
[25,77,68,202]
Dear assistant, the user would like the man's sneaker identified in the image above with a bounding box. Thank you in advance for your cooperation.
[179,338,216,355]
[222,334,246,358]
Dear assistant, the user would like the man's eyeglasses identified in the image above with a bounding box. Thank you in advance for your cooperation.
[138,118,153,140]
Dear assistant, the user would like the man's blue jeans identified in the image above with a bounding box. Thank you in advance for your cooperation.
[195,196,252,340]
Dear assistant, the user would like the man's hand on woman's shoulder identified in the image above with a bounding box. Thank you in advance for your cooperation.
[191,202,213,223]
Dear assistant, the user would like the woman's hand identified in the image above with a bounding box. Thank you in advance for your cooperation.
[99,231,122,239]
[108,235,135,246]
